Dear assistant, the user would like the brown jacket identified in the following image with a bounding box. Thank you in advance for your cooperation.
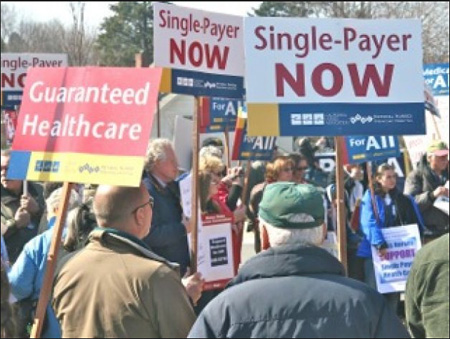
[53,229,196,338]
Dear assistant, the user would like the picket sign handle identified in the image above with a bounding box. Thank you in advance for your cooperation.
[335,137,348,274]
[30,182,73,339]
[224,127,231,170]
[190,98,200,274]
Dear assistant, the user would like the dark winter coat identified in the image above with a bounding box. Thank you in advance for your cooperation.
[404,156,449,238]
[189,244,409,338]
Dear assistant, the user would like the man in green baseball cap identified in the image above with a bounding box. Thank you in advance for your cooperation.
[189,183,409,338]
[405,139,449,242]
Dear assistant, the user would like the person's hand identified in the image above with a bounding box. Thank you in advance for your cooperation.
[433,186,449,199]
[378,248,388,260]
[182,271,204,305]
[20,194,40,215]
[14,208,31,229]
[233,205,246,223]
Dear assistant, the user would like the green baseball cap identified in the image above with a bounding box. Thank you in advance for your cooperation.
[259,183,325,229]
[427,140,449,157]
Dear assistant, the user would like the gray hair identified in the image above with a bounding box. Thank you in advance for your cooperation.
[145,139,173,172]
[260,218,324,248]
[45,188,80,217]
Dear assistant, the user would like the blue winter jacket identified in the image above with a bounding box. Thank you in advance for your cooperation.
[142,172,190,276]
[357,189,423,258]
[8,217,63,338]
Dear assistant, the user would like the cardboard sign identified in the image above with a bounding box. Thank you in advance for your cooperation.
[154,3,245,98]
[200,97,242,133]
[199,214,235,291]
[7,67,162,187]
[371,224,422,294]
[1,53,68,109]
[342,136,401,164]
[245,18,424,136]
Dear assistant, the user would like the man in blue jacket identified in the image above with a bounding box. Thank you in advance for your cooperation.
[189,183,409,338]
[143,139,191,276]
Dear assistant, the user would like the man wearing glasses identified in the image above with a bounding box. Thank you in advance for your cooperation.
[53,184,196,338]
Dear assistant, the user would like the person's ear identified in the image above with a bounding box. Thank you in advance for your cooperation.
[260,224,271,250]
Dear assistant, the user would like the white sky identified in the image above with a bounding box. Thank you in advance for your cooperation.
[5,2,262,28]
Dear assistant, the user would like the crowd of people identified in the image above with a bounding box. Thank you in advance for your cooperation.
[1,138,449,338]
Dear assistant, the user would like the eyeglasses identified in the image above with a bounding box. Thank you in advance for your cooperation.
[131,197,154,215]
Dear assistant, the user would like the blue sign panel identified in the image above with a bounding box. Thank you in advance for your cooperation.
[424,63,449,96]
[1,91,23,109]
[170,68,245,99]
[278,103,425,136]
[344,136,401,164]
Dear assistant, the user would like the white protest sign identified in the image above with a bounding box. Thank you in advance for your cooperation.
[1,53,68,91]
[154,2,244,77]
[173,115,193,172]
[372,224,422,294]
[245,19,422,104]
[434,196,449,215]
[179,173,192,218]
[198,214,235,291]
[244,18,424,137]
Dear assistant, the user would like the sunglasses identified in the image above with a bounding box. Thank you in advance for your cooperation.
[131,197,154,215]
[282,167,294,172]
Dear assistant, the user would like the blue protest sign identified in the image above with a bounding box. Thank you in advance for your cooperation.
[343,136,401,164]
[200,97,242,133]
[424,63,449,96]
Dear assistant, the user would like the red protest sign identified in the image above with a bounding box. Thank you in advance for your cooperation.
[8,67,162,187]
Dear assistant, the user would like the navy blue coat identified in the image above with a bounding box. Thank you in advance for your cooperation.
[189,245,409,338]
[143,173,190,276]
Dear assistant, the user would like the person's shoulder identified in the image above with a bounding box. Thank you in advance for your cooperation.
[414,234,449,265]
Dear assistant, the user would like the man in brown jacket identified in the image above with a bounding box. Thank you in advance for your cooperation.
[53,184,196,338]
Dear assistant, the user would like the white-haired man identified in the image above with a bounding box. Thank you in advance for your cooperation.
[143,139,203,305]
[189,183,409,338]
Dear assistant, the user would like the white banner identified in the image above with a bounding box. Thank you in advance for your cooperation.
[372,224,422,294]
[154,2,244,77]
[1,53,68,91]
[244,18,423,104]
[198,214,235,290]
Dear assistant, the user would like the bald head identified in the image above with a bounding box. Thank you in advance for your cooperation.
[94,184,151,233]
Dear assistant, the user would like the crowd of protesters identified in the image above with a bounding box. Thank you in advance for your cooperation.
[1,138,448,338]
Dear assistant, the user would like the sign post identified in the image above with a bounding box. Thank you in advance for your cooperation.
[7,67,162,338]
[154,3,245,276]
[191,97,200,273]
[335,137,348,272]
[30,182,73,338]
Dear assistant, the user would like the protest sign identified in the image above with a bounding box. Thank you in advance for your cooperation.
[1,53,68,109]
[232,107,277,161]
[434,197,449,215]
[154,2,245,98]
[7,67,162,187]
[371,224,422,294]
[245,18,424,136]
[342,136,401,164]
[200,97,242,133]
[199,214,235,291]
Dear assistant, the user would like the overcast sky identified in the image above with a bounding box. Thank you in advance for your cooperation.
[6,2,262,28]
